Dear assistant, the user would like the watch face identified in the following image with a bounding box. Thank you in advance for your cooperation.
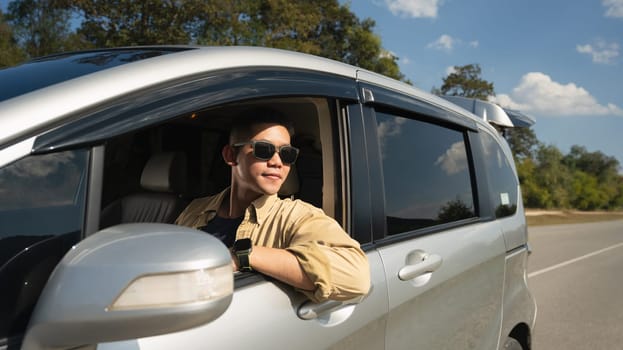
[234,238,252,251]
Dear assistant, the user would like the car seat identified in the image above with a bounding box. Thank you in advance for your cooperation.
[99,152,189,228]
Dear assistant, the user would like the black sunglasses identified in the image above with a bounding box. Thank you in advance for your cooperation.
[233,140,299,165]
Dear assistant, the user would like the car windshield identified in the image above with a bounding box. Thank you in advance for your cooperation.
[0,47,192,103]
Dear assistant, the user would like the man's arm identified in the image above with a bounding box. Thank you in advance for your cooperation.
[232,246,315,291]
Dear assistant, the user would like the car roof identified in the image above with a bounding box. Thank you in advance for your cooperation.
[0,46,490,151]
[0,47,193,102]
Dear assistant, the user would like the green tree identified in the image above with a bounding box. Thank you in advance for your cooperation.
[0,9,27,67]
[613,177,623,209]
[506,127,540,160]
[437,198,473,223]
[562,145,620,181]
[7,0,83,57]
[69,0,198,46]
[563,145,622,209]
[515,157,543,208]
[570,170,609,210]
[439,64,494,99]
[193,0,407,81]
[532,144,572,209]
[65,0,407,81]
[191,0,261,46]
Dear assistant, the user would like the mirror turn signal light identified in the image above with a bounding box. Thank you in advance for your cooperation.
[109,265,233,311]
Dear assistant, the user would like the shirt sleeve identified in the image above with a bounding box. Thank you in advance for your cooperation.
[283,203,370,303]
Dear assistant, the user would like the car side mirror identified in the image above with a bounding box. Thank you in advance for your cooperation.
[23,223,233,350]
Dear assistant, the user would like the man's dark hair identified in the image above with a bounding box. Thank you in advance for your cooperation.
[229,107,295,144]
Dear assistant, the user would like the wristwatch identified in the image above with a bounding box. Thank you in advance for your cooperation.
[233,238,253,272]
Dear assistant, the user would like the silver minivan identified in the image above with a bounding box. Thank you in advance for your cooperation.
[0,46,536,350]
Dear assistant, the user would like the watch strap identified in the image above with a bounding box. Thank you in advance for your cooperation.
[236,251,252,272]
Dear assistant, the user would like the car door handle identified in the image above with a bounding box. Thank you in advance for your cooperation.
[297,299,345,320]
[297,286,372,320]
[398,253,443,281]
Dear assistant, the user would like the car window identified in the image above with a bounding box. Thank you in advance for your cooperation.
[0,150,88,343]
[480,131,518,218]
[375,111,476,235]
[98,96,341,227]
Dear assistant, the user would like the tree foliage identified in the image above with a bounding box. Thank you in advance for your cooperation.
[68,0,198,46]
[439,64,494,99]
[563,145,619,181]
[94,0,404,81]
[2,0,406,81]
[516,143,623,210]
[6,0,85,57]
[563,146,622,209]
[438,199,473,223]
[506,127,539,160]
[0,9,27,67]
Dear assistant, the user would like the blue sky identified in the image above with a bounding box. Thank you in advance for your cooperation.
[345,0,623,169]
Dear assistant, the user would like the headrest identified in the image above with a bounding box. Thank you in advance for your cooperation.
[140,152,187,193]
[279,164,299,197]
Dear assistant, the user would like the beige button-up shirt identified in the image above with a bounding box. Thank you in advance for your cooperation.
[175,188,370,303]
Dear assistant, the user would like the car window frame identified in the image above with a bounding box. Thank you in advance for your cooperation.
[31,68,361,226]
[355,83,489,245]
[32,68,358,154]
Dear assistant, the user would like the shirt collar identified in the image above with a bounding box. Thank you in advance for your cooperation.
[199,188,229,215]
[249,193,280,225]
[199,187,279,225]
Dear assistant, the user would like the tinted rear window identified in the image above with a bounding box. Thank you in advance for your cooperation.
[0,48,192,102]
[375,111,476,234]
[480,131,518,218]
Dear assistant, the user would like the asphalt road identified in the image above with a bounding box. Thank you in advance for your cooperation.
[527,220,623,349]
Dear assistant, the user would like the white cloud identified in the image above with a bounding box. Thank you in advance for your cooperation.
[427,35,479,52]
[577,40,619,64]
[435,141,468,175]
[380,50,411,65]
[603,0,623,18]
[377,117,407,159]
[379,50,395,59]
[385,0,442,18]
[427,34,455,51]
[445,66,457,76]
[490,72,623,117]
[3,152,75,178]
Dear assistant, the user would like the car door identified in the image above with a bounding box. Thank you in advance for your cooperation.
[106,97,389,350]
[357,81,507,349]
[28,68,390,350]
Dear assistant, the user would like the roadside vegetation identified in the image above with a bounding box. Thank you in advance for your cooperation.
[526,210,623,226]
[1,0,622,213]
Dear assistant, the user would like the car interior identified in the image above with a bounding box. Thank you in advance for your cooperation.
[98,96,344,231]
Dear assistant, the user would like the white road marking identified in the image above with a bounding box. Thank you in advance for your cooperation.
[528,241,623,278]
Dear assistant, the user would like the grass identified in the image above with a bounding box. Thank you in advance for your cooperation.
[525,210,623,226]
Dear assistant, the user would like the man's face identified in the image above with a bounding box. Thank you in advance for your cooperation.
[232,123,292,196]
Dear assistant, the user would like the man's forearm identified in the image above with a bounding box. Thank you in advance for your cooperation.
[234,245,315,291]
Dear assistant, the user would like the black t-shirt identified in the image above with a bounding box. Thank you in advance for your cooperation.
[200,214,243,247]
